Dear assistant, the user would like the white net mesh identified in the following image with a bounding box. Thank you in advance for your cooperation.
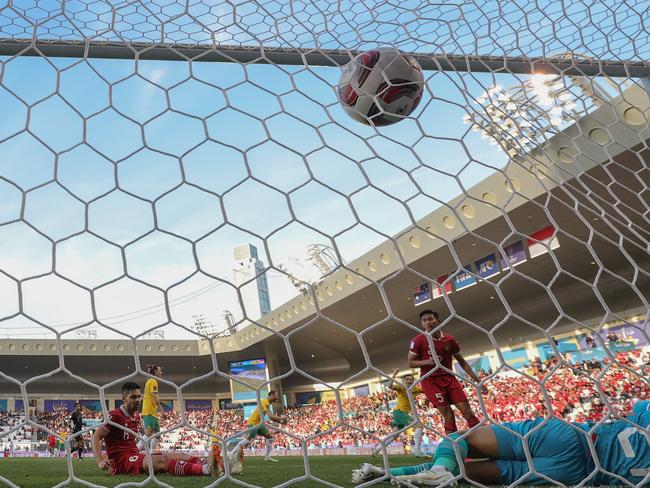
[0,0,649,486]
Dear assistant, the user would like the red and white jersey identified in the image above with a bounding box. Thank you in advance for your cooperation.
[103,406,141,459]
[409,332,460,377]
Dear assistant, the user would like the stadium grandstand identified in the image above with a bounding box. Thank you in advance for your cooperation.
[2,348,649,455]
[0,0,649,486]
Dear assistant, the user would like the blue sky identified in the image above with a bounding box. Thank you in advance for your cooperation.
[0,53,512,339]
[0,0,642,339]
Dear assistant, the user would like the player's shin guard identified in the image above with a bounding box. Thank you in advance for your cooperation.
[390,462,436,476]
[166,459,205,476]
[433,433,467,476]
[414,427,423,455]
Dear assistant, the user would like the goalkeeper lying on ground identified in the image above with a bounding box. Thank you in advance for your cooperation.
[353,400,650,486]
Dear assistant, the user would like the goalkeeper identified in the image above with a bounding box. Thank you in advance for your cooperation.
[353,400,650,486]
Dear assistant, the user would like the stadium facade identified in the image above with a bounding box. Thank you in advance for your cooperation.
[0,82,648,409]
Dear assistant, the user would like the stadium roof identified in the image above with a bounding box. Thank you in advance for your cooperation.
[1,84,648,396]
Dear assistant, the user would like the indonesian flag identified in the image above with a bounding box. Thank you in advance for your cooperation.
[527,225,560,258]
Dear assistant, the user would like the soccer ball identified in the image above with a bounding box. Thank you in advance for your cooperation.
[337,47,424,126]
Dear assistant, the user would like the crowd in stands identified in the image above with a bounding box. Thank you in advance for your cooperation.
[2,349,648,453]
[0,412,33,452]
[481,349,649,423]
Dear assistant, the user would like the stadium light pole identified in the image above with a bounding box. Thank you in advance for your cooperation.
[307,244,339,277]
[75,329,97,339]
[463,69,613,157]
[192,314,219,337]
[222,310,237,335]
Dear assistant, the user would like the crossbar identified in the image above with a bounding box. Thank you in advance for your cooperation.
[1,39,649,78]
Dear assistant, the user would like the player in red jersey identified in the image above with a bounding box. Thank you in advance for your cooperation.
[92,382,220,477]
[48,434,56,456]
[408,309,487,435]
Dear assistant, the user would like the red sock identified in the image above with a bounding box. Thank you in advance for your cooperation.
[186,456,201,464]
[166,459,204,476]
[466,415,480,428]
[444,419,457,434]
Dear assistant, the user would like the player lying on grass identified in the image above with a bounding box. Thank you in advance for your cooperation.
[92,381,220,477]
[353,400,650,486]
[373,369,425,458]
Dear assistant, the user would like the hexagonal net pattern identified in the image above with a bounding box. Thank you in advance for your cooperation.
[0,0,649,487]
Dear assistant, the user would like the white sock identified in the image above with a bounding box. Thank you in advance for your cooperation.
[229,438,249,458]
[137,436,148,451]
[150,436,159,452]
[414,427,423,455]
[264,438,273,458]
[202,464,210,475]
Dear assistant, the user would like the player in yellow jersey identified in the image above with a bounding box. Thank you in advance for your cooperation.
[139,364,163,452]
[228,390,287,464]
[57,430,68,457]
[374,369,426,457]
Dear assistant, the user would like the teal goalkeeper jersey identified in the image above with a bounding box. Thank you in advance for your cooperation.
[590,400,650,485]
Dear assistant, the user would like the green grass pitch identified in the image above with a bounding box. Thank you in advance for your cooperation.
[0,455,416,487]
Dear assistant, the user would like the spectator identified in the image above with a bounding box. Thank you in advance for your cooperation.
[608,332,620,343]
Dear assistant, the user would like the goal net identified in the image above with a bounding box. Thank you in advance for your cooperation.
[0,0,648,486]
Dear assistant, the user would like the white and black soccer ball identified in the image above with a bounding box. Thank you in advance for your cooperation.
[337,47,425,126]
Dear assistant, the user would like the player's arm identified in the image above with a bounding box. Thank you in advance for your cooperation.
[453,352,488,394]
[388,368,401,390]
[92,425,111,471]
[153,390,162,414]
[408,351,434,368]
[408,336,436,368]
[266,410,286,424]
[264,404,286,424]
[149,379,162,414]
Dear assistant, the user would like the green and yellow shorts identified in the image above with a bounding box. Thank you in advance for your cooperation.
[246,423,270,438]
[391,410,415,430]
[142,414,160,432]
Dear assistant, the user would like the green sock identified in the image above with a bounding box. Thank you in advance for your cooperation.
[433,433,468,476]
[390,462,435,476]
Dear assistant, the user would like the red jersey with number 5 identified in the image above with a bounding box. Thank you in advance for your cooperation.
[409,333,460,377]
[104,406,141,459]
